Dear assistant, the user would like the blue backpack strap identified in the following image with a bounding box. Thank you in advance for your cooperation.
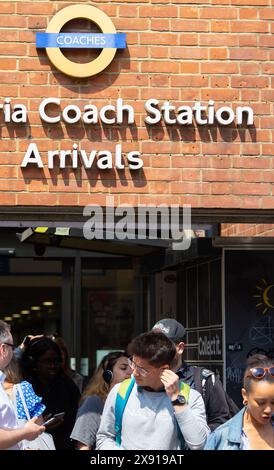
[114,377,135,446]
[176,381,191,449]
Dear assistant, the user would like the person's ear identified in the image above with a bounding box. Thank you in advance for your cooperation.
[241,388,248,405]
[160,364,169,371]
[176,342,185,355]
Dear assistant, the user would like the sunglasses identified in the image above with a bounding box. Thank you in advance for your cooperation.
[248,367,274,379]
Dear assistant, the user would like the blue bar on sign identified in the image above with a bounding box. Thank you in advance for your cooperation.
[36,33,126,49]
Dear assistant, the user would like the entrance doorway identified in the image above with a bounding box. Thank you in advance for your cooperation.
[0,257,62,345]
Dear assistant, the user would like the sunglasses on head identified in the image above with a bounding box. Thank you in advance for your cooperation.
[248,367,274,379]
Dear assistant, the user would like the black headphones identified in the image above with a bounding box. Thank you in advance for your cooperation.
[101,351,127,385]
[102,368,113,385]
[25,337,61,369]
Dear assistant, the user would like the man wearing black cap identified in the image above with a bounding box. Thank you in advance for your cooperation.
[152,318,237,431]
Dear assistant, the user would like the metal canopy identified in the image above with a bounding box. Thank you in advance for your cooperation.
[2,205,274,224]
[213,237,274,248]
[17,226,169,257]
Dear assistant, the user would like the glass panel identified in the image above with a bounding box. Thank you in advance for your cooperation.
[187,267,197,328]
[210,259,222,325]
[198,263,210,327]
[0,258,62,344]
[82,269,135,372]
[177,270,187,327]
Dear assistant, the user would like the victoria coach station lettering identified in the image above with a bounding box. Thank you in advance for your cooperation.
[0,98,254,170]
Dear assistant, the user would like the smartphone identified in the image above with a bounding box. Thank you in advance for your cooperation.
[43,412,65,426]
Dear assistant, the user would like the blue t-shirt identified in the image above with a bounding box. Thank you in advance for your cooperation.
[16,381,46,419]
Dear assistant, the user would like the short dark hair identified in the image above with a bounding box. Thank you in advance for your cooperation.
[243,354,274,393]
[0,320,10,343]
[128,332,176,367]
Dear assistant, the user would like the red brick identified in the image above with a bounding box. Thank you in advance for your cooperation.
[259,9,274,19]
[230,49,267,60]
[171,20,209,32]
[17,193,58,206]
[200,34,237,46]
[201,62,238,74]
[231,76,269,88]
[0,59,16,70]
[201,7,237,18]
[239,8,258,19]
[210,48,228,60]
[17,2,55,14]
[0,17,27,28]
[239,35,258,46]
[171,76,208,87]
[140,6,178,17]
[233,183,270,195]
[151,19,171,31]
[179,7,199,18]
[211,21,230,32]
[0,193,16,205]
[231,21,269,33]
[0,3,15,13]
[0,44,27,56]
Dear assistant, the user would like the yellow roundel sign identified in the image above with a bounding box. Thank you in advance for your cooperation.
[45,5,118,78]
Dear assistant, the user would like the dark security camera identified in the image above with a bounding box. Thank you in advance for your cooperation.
[34,244,46,256]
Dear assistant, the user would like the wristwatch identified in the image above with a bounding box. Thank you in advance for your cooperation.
[171,395,187,406]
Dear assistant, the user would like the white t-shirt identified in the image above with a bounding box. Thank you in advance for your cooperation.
[0,371,22,450]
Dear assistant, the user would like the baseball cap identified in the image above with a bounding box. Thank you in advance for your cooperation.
[152,318,185,343]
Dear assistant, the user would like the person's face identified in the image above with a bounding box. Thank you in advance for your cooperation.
[129,355,168,390]
[0,333,14,369]
[242,381,274,425]
[111,356,131,387]
[36,349,61,383]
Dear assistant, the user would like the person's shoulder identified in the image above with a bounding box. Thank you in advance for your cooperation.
[189,387,204,402]
[81,395,103,408]
[20,380,34,392]
[61,373,79,388]
[58,374,81,396]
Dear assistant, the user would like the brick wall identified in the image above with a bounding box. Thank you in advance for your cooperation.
[0,0,273,209]
[221,223,274,236]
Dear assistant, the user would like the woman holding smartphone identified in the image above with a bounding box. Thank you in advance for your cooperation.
[205,354,274,450]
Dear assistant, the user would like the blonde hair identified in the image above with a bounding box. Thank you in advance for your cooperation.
[80,362,109,403]
[4,356,23,384]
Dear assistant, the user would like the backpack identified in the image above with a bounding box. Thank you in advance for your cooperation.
[193,367,239,419]
[114,377,191,448]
